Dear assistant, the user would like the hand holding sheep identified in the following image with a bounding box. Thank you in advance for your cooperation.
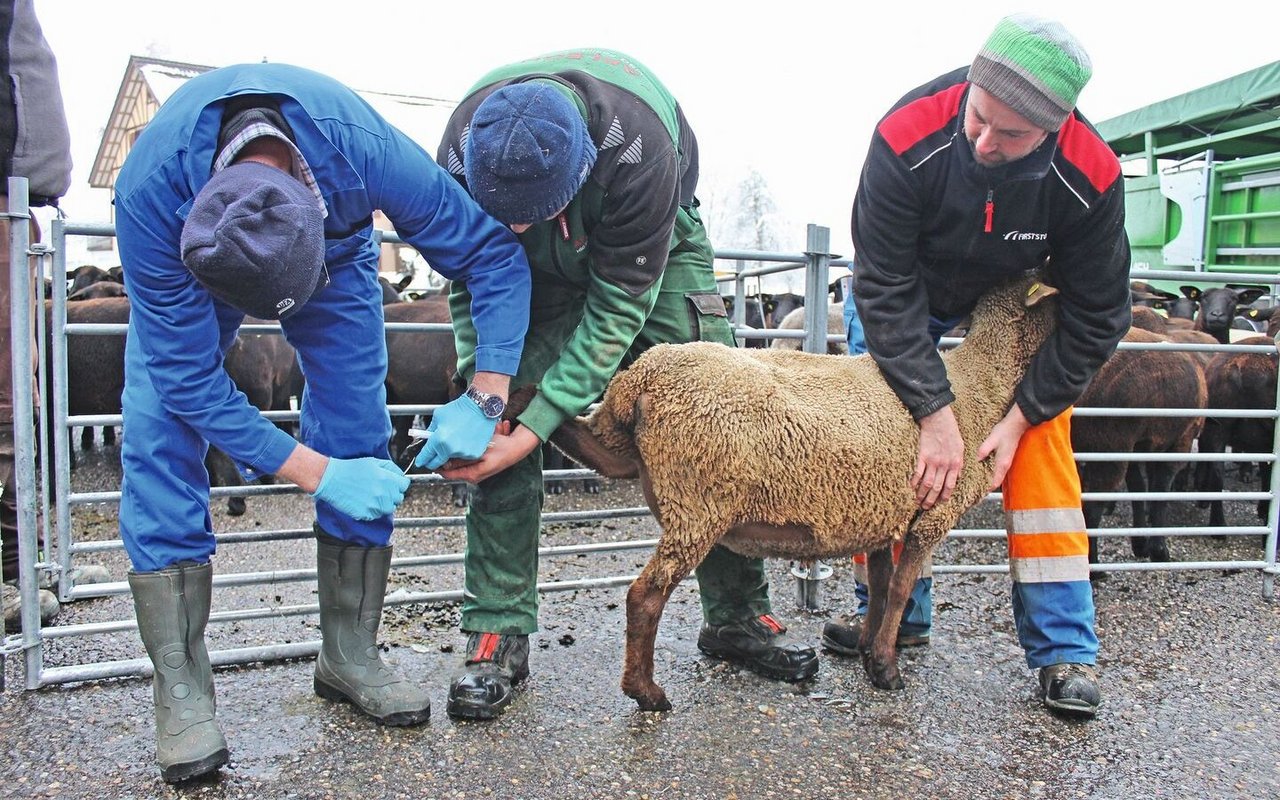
[977,404,1034,490]
[433,420,537,484]
[914,406,965,508]
[917,369,1035,509]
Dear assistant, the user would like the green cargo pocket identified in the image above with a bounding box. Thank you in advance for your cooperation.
[685,291,734,344]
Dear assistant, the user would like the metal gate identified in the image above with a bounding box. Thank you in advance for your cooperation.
[3,183,1277,692]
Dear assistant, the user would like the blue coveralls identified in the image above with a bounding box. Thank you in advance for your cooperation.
[112,63,531,572]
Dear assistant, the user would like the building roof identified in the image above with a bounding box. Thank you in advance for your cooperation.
[90,56,458,190]
[89,56,213,188]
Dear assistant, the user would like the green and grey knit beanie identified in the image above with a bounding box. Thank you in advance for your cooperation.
[968,13,1092,131]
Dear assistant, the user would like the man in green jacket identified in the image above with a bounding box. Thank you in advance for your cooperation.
[425,48,819,719]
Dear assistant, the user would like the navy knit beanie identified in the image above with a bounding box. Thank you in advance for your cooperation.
[180,161,325,320]
[463,82,596,226]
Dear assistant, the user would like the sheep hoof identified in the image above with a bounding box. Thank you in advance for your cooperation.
[626,685,671,712]
[227,497,247,517]
[863,654,905,691]
[451,485,472,508]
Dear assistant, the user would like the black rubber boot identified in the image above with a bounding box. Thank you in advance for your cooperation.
[697,614,819,681]
[313,530,431,726]
[820,615,931,657]
[128,562,229,784]
[445,632,530,720]
[1039,662,1102,719]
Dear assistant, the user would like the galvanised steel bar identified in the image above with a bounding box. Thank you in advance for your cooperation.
[6,178,43,688]
[49,216,74,607]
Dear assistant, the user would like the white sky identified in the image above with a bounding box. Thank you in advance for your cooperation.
[34,0,1280,272]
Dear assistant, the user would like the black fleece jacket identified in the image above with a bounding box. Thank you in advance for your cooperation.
[851,67,1131,425]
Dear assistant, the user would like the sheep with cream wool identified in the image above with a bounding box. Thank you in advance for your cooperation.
[546,273,1059,711]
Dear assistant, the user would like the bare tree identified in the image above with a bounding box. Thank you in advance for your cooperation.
[719,169,784,252]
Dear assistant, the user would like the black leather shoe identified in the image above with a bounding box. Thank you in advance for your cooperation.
[697,614,819,682]
[446,632,530,721]
[820,615,930,658]
[1039,662,1101,719]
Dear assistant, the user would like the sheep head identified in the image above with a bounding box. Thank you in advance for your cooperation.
[956,271,1059,368]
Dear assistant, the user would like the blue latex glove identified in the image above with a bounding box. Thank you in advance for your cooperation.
[414,394,498,470]
[310,457,410,520]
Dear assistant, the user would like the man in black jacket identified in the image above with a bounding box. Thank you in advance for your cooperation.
[824,14,1130,719]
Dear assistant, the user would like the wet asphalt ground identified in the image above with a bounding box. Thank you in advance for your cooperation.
[1,439,1278,800]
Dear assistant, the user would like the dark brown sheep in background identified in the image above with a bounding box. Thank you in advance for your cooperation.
[1071,328,1208,564]
[48,296,129,454]
[1193,286,1267,343]
[1195,335,1278,530]
[382,293,457,467]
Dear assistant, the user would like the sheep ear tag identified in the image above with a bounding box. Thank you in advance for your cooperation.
[1025,282,1058,307]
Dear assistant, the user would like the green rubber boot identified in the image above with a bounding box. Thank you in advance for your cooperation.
[313,529,431,726]
[128,562,229,784]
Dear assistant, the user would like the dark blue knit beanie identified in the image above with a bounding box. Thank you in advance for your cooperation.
[463,82,596,226]
[180,161,325,321]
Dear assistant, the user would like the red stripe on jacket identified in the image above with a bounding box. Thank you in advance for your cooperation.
[1057,113,1121,193]
[878,83,966,156]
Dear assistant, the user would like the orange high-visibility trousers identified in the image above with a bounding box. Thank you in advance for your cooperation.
[1002,409,1096,667]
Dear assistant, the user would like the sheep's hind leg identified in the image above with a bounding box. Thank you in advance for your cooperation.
[861,547,894,651]
[622,558,689,712]
[865,538,932,691]
[1141,462,1176,562]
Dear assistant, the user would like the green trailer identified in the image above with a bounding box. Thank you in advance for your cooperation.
[1097,61,1280,290]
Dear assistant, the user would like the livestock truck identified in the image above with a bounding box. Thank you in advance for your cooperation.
[1097,60,1280,299]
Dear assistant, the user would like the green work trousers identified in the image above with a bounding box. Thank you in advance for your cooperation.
[450,213,772,634]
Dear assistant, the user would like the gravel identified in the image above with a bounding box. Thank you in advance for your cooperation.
[0,440,1277,799]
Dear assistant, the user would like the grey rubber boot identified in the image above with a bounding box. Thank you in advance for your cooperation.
[128,562,229,784]
[313,529,431,726]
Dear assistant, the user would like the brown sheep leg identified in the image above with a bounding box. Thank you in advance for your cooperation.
[860,547,895,651]
[865,539,931,691]
[621,558,688,712]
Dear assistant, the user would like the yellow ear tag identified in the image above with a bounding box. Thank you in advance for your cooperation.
[1028,283,1041,296]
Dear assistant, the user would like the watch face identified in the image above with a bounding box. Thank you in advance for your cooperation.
[467,386,505,419]
[479,394,504,419]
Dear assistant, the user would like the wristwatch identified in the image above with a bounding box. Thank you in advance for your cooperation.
[464,385,506,420]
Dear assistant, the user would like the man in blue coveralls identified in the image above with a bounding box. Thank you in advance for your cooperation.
[113,62,531,783]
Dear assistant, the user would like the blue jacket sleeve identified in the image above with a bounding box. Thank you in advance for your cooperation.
[365,127,530,376]
[114,188,297,475]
